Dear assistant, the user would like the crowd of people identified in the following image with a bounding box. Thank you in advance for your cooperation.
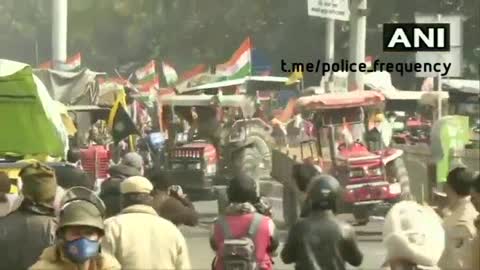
[0,149,478,270]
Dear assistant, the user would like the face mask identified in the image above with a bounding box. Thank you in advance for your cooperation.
[63,237,100,264]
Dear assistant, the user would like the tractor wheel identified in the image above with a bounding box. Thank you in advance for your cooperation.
[233,129,273,181]
[233,147,264,183]
[352,205,371,225]
[283,182,301,227]
[390,157,411,200]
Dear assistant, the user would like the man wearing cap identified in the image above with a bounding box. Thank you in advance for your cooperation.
[30,190,120,270]
[0,162,58,270]
[102,176,191,269]
[100,152,144,217]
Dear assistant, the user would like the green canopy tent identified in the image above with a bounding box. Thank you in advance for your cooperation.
[0,59,68,158]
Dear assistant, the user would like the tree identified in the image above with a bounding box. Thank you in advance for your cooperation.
[1,0,477,83]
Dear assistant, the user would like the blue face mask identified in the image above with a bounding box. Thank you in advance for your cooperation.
[63,237,100,264]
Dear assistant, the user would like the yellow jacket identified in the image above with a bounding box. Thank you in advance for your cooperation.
[29,245,120,270]
[439,197,478,270]
[102,204,191,270]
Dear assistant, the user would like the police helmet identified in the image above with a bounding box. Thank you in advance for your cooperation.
[57,187,106,235]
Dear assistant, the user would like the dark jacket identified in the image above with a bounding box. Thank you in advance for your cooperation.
[365,127,385,151]
[152,190,199,226]
[52,164,95,190]
[281,210,363,270]
[100,164,140,218]
[0,200,57,270]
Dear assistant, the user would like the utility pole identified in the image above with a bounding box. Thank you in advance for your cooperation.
[52,0,68,70]
[347,0,367,91]
[324,19,335,92]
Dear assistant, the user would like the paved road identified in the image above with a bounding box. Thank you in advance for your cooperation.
[183,201,386,270]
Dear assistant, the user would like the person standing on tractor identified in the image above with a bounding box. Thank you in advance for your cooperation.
[438,167,477,270]
[210,173,279,270]
[102,176,191,269]
[30,189,120,270]
[365,112,387,151]
[281,174,363,270]
[0,162,58,270]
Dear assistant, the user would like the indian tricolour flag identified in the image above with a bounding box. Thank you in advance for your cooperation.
[38,52,81,70]
[98,77,128,92]
[64,53,82,70]
[216,37,252,80]
[136,60,156,82]
[162,61,178,86]
[135,60,159,92]
[175,64,210,93]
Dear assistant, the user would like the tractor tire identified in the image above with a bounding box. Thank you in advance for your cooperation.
[283,182,301,227]
[233,129,273,181]
[353,205,371,225]
[390,157,411,200]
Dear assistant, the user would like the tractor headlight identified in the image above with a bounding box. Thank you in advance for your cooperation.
[187,163,202,170]
[171,163,183,170]
[368,167,383,176]
[349,169,364,178]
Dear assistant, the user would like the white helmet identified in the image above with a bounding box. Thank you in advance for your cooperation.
[383,201,445,268]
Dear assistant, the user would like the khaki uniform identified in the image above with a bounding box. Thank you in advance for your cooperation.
[29,245,120,270]
[103,204,191,270]
[439,197,478,270]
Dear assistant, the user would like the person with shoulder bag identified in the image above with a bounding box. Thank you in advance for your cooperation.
[210,173,279,270]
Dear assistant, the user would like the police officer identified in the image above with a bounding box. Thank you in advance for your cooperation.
[281,174,363,270]
[0,162,58,270]
[30,187,120,270]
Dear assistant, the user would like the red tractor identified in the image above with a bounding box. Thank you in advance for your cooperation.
[66,105,113,180]
[382,90,448,145]
[280,91,410,225]
[159,94,273,200]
